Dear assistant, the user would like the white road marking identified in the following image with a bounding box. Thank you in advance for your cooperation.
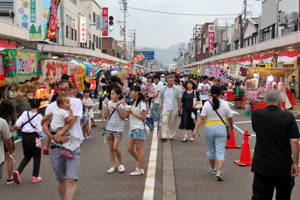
[143,126,158,200]
[93,102,99,106]
[231,109,239,114]
[234,121,252,124]
[14,139,22,144]
[227,102,234,106]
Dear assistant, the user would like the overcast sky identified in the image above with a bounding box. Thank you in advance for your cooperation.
[95,0,262,49]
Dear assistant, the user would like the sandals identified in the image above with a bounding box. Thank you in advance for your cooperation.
[182,137,188,142]
[190,137,195,142]
[129,169,144,176]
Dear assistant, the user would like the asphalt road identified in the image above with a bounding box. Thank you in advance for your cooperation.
[1,99,300,200]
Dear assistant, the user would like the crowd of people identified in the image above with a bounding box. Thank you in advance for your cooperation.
[0,71,299,200]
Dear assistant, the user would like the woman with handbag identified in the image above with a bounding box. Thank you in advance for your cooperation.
[179,80,201,142]
[193,85,233,181]
[13,99,43,184]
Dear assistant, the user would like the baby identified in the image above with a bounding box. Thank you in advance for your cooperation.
[42,95,80,158]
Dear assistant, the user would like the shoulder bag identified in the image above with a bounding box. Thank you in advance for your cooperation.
[193,90,202,109]
[207,100,231,140]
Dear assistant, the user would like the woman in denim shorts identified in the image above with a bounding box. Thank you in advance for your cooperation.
[126,85,147,176]
[193,85,234,181]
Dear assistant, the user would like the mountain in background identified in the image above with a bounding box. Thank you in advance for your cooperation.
[138,43,188,67]
[154,43,188,67]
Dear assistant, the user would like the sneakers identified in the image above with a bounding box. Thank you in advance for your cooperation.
[118,165,126,173]
[233,105,236,109]
[60,151,73,159]
[6,177,14,184]
[107,167,117,174]
[31,177,42,183]
[43,147,49,155]
[216,171,224,181]
[85,135,92,140]
[154,121,158,126]
[209,168,217,175]
[13,171,21,184]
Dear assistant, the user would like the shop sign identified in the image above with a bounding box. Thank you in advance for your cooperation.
[14,0,43,40]
[228,63,250,81]
[16,51,38,75]
[96,15,102,30]
[0,55,5,87]
[80,17,86,43]
[45,0,61,39]
[30,0,36,22]
[208,25,215,54]
[44,60,69,81]
[234,15,241,41]
[102,7,108,36]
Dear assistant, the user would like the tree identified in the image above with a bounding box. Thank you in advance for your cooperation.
[29,24,36,37]
[37,25,41,35]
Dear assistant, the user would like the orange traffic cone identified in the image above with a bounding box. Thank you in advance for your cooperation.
[225,130,241,149]
[234,129,252,167]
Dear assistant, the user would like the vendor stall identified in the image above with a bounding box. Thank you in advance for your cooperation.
[244,67,296,115]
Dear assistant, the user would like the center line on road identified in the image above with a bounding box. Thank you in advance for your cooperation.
[143,126,158,200]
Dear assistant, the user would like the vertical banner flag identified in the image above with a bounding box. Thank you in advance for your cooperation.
[102,7,108,36]
[80,17,86,43]
[45,0,61,39]
[208,25,215,54]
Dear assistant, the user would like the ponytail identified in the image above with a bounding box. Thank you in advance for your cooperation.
[212,94,220,110]
[211,85,222,110]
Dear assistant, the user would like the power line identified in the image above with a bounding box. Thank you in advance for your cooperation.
[128,6,241,16]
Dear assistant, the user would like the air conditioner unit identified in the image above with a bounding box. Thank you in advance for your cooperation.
[278,11,286,26]
[289,12,299,23]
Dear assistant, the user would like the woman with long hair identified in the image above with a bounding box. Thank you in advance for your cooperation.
[126,85,147,176]
[193,85,233,181]
[179,80,200,142]
[0,100,16,184]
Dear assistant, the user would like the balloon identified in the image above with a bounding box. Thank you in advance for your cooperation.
[95,68,102,76]
[71,74,78,89]
[69,60,79,74]
[77,63,86,91]
[83,62,92,77]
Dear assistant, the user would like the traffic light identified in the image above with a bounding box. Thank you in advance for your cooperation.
[109,16,114,31]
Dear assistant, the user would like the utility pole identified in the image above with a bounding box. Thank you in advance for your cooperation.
[123,0,127,60]
[243,0,247,21]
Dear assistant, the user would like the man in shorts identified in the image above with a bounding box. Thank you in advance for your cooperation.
[42,79,83,200]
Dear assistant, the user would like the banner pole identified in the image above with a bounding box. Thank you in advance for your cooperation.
[41,1,53,57]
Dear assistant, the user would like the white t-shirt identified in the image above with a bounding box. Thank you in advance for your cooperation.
[15,111,43,135]
[201,99,233,122]
[50,107,70,130]
[163,87,173,111]
[130,101,147,130]
[154,81,163,104]
[83,97,93,118]
[107,101,125,132]
[198,83,211,100]
[46,98,83,140]
[0,118,12,163]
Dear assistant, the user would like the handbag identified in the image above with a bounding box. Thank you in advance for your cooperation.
[207,100,231,140]
[193,90,202,109]
[35,137,41,148]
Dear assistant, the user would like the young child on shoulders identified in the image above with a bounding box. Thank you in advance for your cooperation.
[41,95,80,158]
